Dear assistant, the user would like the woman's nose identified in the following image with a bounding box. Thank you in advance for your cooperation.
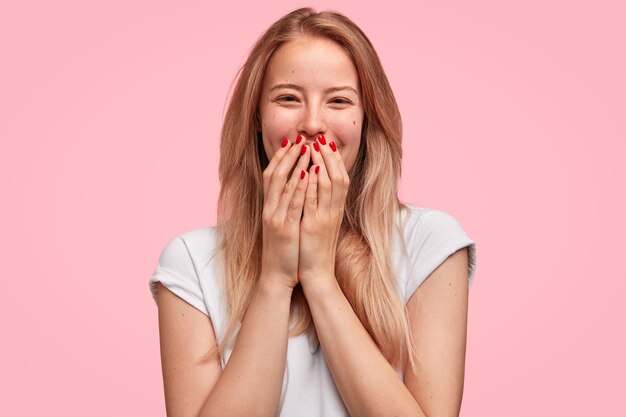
[297,105,326,140]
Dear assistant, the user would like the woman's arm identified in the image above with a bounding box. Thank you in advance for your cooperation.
[300,137,470,415]
[298,137,427,416]
[402,248,469,417]
[157,282,223,417]
[302,248,470,417]
[302,278,427,417]
[196,138,310,416]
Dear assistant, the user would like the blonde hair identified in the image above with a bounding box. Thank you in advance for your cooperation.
[212,7,416,372]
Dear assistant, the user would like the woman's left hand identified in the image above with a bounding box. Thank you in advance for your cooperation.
[298,134,350,290]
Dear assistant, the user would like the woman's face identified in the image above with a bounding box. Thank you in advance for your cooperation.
[258,35,364,172]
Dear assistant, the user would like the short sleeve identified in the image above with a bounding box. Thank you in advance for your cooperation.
[149,235,210,316]
[405,209,477,301]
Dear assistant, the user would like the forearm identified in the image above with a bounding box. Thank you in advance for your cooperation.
[198,278,292,417]
[302,278,426,417]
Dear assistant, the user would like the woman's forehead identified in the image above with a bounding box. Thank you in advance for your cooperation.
[264,37,359,89]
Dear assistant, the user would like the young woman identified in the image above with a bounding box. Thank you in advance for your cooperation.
[150,7,477,417]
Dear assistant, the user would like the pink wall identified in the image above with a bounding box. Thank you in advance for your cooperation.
[1,1,624,415]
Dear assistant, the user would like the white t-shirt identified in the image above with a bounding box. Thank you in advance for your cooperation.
[149,204,477,416]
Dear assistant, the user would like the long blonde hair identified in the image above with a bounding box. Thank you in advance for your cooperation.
[212,7,415,372]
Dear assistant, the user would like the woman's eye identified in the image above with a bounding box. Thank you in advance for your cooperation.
[275,96,351,105]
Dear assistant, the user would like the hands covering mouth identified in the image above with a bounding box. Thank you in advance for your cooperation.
[260,133,350,291]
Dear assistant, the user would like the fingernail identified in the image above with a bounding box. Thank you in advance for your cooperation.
[296,134,303,144]
[318,134,326,145]
[329,142,337,152]
[281,137,289,148]
[313,142,320,152]
[301,144,307,155]
[315,165,320,174]
[300,169,306,179]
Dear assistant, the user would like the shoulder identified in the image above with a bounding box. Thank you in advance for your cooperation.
[398,204,465,233]
[149,226,220,315]
[177,226,219,257]
[158,226,219,265]
[177,226,218,249]
[397,203,477,297]
[399,204,472,245]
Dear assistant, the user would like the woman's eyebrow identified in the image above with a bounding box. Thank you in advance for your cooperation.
[270,83,358,95]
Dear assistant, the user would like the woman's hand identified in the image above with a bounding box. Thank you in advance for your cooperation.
[260,136,311,290]
[298,135,350,289]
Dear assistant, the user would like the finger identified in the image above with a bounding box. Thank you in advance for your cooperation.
[265,137,307,213]
[304,162,319,218]
[263,136,292,199]
[285,167,309,224]
[274,143,311,222]
[322,138,350,210]
[309,137,331,213]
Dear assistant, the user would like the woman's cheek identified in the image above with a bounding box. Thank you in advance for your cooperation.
[334,124,362,147]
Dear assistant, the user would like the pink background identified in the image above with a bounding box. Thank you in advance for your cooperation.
[1,0,624,415]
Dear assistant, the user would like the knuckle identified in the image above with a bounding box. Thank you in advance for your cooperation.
[288,200,302,211]
[274,166,288,179]
[283,180,295,194]
[270,217,283,230]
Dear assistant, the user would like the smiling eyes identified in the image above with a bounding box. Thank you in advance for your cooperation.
[276,95,352,105]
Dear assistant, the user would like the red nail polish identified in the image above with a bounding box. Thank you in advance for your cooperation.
[281,137,289,148]
[301,144,307,155]
[318,134,326,145]
[296,134,303,144]
[301,169,306,179]
[329,142,337,152]
[315,165,320,174]
[313,142,320,152]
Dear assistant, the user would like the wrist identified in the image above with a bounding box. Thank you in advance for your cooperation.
[301,274,340,300]
[257,275,295,300]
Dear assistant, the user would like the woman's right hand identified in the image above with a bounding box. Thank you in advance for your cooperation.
[260,136,311,290]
